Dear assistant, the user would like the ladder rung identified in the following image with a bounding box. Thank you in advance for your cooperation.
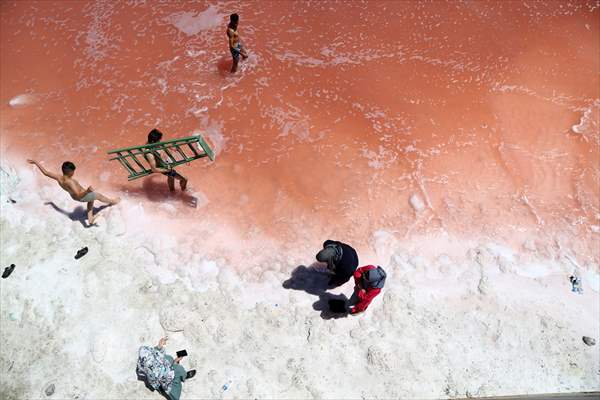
[162,147,179,163]
[118,154,137,175]
[174,145,189,161]
[187,143,200,156]
[128,150,146,171]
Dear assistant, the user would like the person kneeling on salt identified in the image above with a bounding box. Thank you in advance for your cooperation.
[137,336,196,400]
[348,265,386,314]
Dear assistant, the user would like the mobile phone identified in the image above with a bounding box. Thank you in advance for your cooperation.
[176,350,188,358]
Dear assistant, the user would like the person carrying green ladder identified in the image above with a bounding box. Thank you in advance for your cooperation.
[107,128,215,192]
[145,129,188,192]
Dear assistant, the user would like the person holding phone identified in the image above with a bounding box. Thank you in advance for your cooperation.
[137,336,196,400]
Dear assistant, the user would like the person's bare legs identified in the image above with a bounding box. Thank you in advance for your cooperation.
[240,47,248,59]
[87,193,119,225]
[167,176,175,192]
[176,174,188,191]
[95,192,120,205]
[87,201,97,225]
[231,57,239,73]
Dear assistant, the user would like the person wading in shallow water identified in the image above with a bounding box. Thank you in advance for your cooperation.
[144,129,188,192]
[227,13,248,73]
[27,159,120,225]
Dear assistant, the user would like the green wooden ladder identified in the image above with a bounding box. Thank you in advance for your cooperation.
[107,135,215,181]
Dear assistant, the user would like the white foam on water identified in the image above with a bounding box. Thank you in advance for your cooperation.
[409,193,425,212]
[8,94,37,108]
[361,145,398,169]
[572,108,592,134]
[195,117,227,156]
[165,6,225,37]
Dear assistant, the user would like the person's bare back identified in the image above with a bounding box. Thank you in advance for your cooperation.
[28,159,120,225]
[57,174,87,201]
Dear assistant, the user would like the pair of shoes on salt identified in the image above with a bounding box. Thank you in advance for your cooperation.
[186,370,196,379]
[2,264,15,279]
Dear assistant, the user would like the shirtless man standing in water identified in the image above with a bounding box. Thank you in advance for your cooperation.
[28,159,120,225]
[227,13,248,73]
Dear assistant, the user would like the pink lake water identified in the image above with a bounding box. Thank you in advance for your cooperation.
[1,0,599,266]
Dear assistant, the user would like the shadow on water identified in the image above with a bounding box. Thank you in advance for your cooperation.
[282,264,349,319]
[45,202,109,228]
[117,176,199,208]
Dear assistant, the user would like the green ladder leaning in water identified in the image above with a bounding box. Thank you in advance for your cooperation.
[107,135,215,180]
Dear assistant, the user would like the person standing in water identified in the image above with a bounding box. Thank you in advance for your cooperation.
[227,13,248,73]
[27,159,120,225]
[144,129,188,192]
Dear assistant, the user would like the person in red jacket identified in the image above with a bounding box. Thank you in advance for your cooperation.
[348,265,386,314]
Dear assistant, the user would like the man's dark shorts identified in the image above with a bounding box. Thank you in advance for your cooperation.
[230,46,240,61]
[163,170,178,178]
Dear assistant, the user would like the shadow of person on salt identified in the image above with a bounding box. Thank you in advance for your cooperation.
[118,175,199,209]
[282,264,330,296]
[282,264,349,320]
[45,202,110,228]
[313,292,349,320]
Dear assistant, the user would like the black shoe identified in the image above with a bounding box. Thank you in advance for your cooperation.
[186,370,196,379]
[2,264,15,279]
[75,247,88,260]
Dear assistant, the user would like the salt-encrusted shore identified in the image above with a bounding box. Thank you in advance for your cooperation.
[1,164,599,399]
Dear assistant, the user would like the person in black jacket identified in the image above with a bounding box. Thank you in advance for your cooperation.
[316,240,359,287]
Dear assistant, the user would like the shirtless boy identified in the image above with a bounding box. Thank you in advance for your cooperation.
[144,129,188,192]
[227,13,248,73]
[28,159,120,225]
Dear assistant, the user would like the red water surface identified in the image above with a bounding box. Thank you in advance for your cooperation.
[1,1,599,264]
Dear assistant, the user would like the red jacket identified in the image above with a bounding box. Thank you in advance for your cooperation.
[349,265,382,314]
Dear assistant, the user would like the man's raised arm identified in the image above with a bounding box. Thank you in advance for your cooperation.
[27,159,60,180]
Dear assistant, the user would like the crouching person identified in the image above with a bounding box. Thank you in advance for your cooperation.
[348,265,386,314]
[137,336,196,400]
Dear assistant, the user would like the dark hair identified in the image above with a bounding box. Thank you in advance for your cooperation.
[230,13,239,23]
[147,129,163,144]
[61,161,76,174]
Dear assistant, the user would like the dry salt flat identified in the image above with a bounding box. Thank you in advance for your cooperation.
[0,163,598,400]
